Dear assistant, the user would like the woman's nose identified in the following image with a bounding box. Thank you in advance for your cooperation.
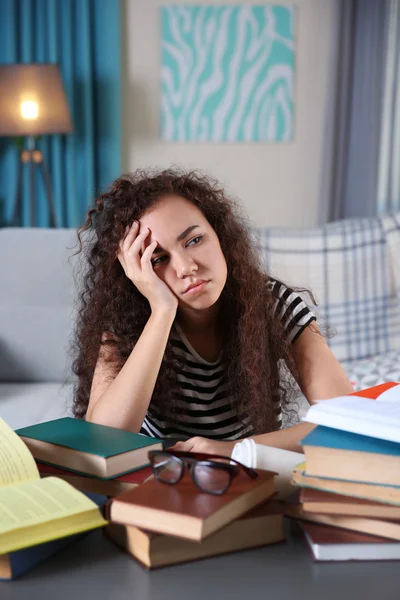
[172,254,198,278]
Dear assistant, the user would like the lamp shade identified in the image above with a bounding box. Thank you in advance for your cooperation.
[0,64,73,136]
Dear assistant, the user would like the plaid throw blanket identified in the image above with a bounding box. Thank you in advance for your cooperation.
[257,213,400,363]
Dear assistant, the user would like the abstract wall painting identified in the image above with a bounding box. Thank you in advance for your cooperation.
[160,5,295,143]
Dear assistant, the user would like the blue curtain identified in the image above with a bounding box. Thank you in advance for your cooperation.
[0,0,122,228]
[377,0,400,214]
[318,0,400,223]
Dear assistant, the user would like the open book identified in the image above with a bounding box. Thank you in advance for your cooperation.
[302,382,400,443]
[0,418,107,557]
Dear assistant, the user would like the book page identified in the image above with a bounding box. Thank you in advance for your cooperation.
[0,477,99,535]
[0,418,39,488]
[377,385,400,404]
[303,397,400,443]
[310,397,400,424]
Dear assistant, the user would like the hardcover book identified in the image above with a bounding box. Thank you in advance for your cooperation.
[300,488,400,519]
[110,468,276,541]
[284,493,400,541]
[0,532,86,580]
[16,417,163,478]
[105,501,284,569]
[292,463,400,505]
[301,521,400,562]
[37,462,154,497]
[300,425,400,486]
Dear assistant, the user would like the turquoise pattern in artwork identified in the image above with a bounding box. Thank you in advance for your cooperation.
[161,5,295,142]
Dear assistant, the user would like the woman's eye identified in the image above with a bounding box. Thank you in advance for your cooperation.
[151,255,168,266]
[187,235,203,247]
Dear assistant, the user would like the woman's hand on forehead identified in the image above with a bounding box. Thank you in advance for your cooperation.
[117,221,178,315]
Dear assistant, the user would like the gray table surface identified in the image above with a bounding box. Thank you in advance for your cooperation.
[2,520,400,600]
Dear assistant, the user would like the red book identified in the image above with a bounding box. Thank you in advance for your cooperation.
[37,462,154,497]
[302,521,400,562]
[351,382,399,399]
[110,469,276,541]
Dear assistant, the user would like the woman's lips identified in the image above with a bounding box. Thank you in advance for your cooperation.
[184,280,209,295]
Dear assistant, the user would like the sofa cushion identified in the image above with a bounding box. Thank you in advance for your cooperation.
[258,213,400,363]
[0,383,74,430]
[0,228,79,383]
[342,350,400,391]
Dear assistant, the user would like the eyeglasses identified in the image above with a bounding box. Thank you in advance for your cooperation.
[148,449,258,495]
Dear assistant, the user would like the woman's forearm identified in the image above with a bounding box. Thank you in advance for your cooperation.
[250,422,316,453]
[86,310,175,431]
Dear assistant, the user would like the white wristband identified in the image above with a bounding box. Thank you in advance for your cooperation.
[231,437,258,468]
[232,438,304,499]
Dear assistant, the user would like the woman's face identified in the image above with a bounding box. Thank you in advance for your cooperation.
[139,195,228,312]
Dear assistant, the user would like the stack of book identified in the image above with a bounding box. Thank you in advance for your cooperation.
[1,416,165,579]
[105,463,284,569]
[10,417,285,571]
[0,418,107,580]
[285,382,400,561]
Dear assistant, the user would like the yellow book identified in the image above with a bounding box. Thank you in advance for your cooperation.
[0,418,107,556]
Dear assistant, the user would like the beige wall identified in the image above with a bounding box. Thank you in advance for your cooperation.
[122,0,338,227]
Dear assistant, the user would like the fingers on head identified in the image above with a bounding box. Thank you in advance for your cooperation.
[141,240,157,260]
[126,227,151,256]
[122,221,141,248]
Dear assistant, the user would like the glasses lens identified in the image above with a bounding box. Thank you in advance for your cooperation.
[193,462,231,494]
[152,454,182,484]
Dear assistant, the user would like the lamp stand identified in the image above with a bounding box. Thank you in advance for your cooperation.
[12,136,57,227]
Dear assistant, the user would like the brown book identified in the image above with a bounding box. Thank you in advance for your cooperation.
[292,466,400,505]
[105,502,284,569]
[301,445,400,487]
[300,488,400,520]
[37,462,154,497]
[301,522,400,562]
[110,469,276,541]
[284,494,400,541]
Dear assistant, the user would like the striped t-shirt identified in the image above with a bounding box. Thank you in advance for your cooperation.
[140,280,316,441]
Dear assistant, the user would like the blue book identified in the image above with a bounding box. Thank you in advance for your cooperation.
[0,493,107,581]
[300,425,400,456]
[300,426,400,487]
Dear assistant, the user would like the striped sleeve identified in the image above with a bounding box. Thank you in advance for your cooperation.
[269,280,316,344]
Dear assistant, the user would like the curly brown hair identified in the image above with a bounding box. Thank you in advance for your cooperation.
[71,167,303,434]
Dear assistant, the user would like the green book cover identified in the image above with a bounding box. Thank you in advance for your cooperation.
[16,417,163,458]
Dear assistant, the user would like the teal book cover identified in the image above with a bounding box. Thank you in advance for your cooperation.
[300,426,400,456]
[16,417,163,458]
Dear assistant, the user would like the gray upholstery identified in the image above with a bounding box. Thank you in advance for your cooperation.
[0,228,78,427]
[0,228,78,382]
[0,383,73,430]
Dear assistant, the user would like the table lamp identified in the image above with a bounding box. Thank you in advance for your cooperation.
[0,64,73,227]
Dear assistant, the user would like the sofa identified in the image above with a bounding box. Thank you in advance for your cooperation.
[0,228,79,429]
[1,213,400,430]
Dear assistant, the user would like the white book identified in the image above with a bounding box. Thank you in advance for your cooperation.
[302,383,400,443]
[302,522,400,562]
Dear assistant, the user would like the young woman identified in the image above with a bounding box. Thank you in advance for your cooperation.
[72,168,353,457]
